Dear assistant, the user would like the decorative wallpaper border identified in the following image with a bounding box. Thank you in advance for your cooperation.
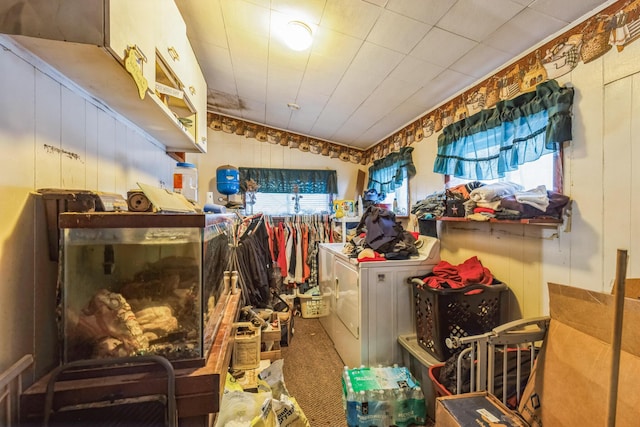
[207,0,638,165]
[206,113,367,164]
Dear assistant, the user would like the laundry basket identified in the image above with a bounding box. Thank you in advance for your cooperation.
[411,278,509,361]
[298,290,330,318]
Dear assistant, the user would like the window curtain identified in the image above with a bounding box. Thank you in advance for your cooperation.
[433,79,574,180]
[239,167,338,194]
[367,146,416,194]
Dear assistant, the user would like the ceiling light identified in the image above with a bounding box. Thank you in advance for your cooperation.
[287,102,301,110]
[284,21,313,51]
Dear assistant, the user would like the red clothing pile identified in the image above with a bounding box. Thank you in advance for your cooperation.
[418,256,493,289]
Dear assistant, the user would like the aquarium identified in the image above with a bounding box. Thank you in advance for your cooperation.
[58,212,233,364]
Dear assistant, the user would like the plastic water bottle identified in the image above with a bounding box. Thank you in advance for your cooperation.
[173,162,198,202]
[347,386,356,402]
[409,386,426,425]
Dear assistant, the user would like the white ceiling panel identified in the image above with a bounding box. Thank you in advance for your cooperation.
[321,0,381,39]
[267,70,304,105]
[236,96,266,120]
[198,45,235,92]
[242,0,271,8]
[389,56,445,86]
[336,118,378,143]
[298,70,344,98]
[365,0,388,7]
[366,10,432,54]
[265,106,292,129]
[361,78,420,116]
[511,0,534,5]
[271,0,326,24]
[227,29,268,68]
[529,0,613,23]
[177,0,227,50]
[385,0,457,26]
[386,100,436,128]
[357,104,421,143]
[482,8,567,55]
[235,71,267,103]
[437,0,525,41]
[411,69,476,108]
[288,95,329,133]
[348,41,405,77]
[220,0,270,35]
[410,27,477,68]
[178,0,614,149]
[311,103,358,138]
[449,43,514,79]
[268,44,311,73]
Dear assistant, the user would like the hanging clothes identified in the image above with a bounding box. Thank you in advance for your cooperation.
[264,214,331,291]
[233,214,275,307]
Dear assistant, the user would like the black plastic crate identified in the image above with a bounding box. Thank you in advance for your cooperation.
[410,277,509,361]
[418,219,438,238]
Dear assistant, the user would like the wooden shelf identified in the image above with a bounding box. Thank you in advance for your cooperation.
[20,292,242,426]
[436,216,562,225]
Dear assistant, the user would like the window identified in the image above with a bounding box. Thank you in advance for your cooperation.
[239,167,337,215]
[250,193,333,215]
[446,148,563,193]
[367,146,415,216]
[434,79,573,191]
[377,172,410,216]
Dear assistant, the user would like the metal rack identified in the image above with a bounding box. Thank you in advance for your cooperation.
[443,316,550,407]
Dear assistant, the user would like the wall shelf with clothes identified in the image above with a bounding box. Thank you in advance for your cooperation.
[435,216,563,225]
[413,186,571,233]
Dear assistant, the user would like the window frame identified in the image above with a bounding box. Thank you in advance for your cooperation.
[444,144,565,194]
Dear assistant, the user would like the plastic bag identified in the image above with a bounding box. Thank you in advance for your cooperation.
[215,390,274,427]
[217,361,310,427]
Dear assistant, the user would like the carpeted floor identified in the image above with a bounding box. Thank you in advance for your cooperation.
[280,316,436,427]
[280,316,347,426]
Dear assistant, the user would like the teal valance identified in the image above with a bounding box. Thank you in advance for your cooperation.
[239,167,338,194]
[367,146,416,195]
[433,79,574,180]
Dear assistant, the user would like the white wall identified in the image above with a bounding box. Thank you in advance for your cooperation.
[3,4,640,383]
[195,35,640,323]
[408,39,640,321]
[0,37,175,379]
[0,35,364,382]
[187,132,365,206]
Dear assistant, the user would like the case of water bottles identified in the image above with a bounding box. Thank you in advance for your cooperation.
[342,365,427,427]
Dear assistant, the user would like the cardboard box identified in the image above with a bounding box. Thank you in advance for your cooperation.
[434,281,640,427]
[612,277,640,299]
[260,314,282,361]
[517,282,640,427]
[435,392,527,427]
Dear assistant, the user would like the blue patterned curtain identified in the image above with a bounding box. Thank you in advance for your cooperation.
[433,80,574,180]
[367,146,416,194]
[239,168,338,194]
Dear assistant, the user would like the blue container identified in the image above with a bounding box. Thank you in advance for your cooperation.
[216,165,240,195]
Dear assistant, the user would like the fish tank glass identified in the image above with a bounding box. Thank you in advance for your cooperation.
[58,212,233,364]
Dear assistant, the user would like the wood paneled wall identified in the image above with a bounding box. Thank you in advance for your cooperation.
[0,37,175,380]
